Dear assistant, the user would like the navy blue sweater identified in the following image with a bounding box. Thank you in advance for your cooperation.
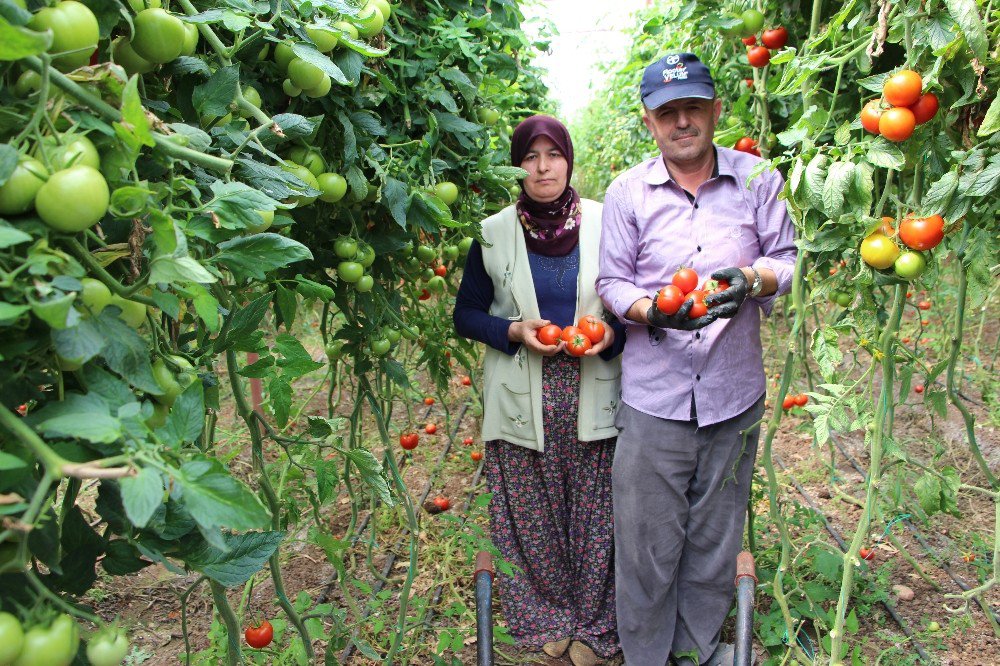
[453,240,625,359]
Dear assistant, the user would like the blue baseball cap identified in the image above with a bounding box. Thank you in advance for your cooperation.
[640,53,716,109]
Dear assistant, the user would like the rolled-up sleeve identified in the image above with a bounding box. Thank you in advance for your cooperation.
[750,169,797,315]
[596,182,649,324]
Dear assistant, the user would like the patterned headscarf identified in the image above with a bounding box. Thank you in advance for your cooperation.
[511,115,582,257]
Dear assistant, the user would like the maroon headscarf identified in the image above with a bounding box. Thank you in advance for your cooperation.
[511,115,582,257]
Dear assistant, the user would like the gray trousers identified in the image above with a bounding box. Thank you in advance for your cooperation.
[613,397,764,666]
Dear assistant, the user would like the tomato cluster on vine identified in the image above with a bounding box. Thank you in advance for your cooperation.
[860,70,938,143]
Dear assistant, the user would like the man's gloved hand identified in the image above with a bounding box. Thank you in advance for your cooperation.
[703,267,750,319]
[646,298,719,331]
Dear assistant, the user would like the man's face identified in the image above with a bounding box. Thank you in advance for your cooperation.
[642,97,722,167]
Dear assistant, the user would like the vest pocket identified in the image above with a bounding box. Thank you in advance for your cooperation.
[498,382,533,440]
[593,374,622,429]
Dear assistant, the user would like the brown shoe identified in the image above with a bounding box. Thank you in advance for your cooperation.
[542,637,571,657]
[568,640,604,666]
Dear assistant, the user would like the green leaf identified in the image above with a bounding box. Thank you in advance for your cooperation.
[51,506,103,594]
[102,539,152,575]
[921,170,958,212]
[268,375,293,426]
[160,380,204,446]
[275,284,296,330]
[237,353,274,378]
[50,318,105,366]
[151,290,181,320]
[116,75,154,148]
[821,161,853,217]
[294,275,334,302]
[381,177,408,227]
[149,255,218,285]
[192,65,240,117]
[0,451,26,470]
[291,43,348,85]
[26,392,121,444]
[977,91,1000,137]
[345,447,393,506]
[206,180,279,230]
[274,333,324,379]
[863,140,905,170]
[181,530,284,587]
[119,467,164,528]
[212,233,313,282]
[803,153,828,211]
[216,291,271,353]
[914,472,942,516]
[0,220,32,249]
[173,457,270,533]
[944,0,988,62]
[0,144,16,184]
[92,310,162,394]
[0,17,52,60]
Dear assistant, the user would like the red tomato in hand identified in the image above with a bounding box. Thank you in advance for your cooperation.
[656,285,685,315]
[686,290,708,319]
[672,268,699,294]
[245,620,273,649]
[898,215,944,251]
[425,423,437,435]
[560,325,583,343]
[761,26,788,49]
[566,333,593,356]
[577,315,606,344]
[782,395,795,410]
[537,324,562,346]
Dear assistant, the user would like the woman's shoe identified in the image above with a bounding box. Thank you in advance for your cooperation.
[568,640,604,666]
[542,637,571,657]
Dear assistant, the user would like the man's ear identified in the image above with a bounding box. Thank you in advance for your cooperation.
[712,97,723,124]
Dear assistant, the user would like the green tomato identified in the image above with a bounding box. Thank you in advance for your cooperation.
[14,614,79,666]
[400,324,419,340]
[0,156,48,215]
[28,1,99,71]
[836,291,852,307]
[78,277,112,316]
[357,2,385,38]
[12,70,43,98]
[317,172,348,203]
[280,163,320,206]
[180,22,199,56]
[111,36,156,75]
[109,294,146,328]
[337,261,364,283]
[200,112,233,129]
[893,250,927,280]
[355,274,374,292]
[369,337,390,356]
[371,0,392,21]
[356,243,376,268]
[306,26,339,52]
[239,86,262,117]
[126,0,161,11]
[287,58,325,91]
[927,621,941,632]
[457,236,474,256]
[286,147,326,176]
[131,8,186,64]
[434,181,459,205]
[303,74,332,98]
[334,20,359,42]
[384,327,401,344]
[334,238,358,259]
[274,42,296,72]
[740,9,765,36]
[246,209,273,234]
[420,267,434,281]
[442,244,459,261]
[426,275,446,294]
[35,165,110,232]
[282,79,301,97]
[0,612,25,664]
[152,358,182,406]
[325,339,345,360]
[415,244,436,264]
[37,134,101,171]
[477,108,500,126]
[86,630,129,666]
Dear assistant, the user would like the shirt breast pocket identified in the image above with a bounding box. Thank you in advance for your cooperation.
[714,206,759,266]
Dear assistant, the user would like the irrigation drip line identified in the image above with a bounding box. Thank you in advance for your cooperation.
[339,402,470,662]
[772,454,932,662]
[828,432,1000,625]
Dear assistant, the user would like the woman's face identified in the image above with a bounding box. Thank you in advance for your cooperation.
[519,136,568,203]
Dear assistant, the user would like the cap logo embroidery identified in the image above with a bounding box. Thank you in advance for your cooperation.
[662,63,689,84]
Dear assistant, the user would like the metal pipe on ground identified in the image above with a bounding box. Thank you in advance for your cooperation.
[474,551,495,666]
[734,550,757,666]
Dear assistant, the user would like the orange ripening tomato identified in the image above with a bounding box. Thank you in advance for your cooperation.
[883,69,922,107]
[878,107,916,142]
[898,215,945,251]
[470,450,483,462]
[880,216,896,237]
[860,100,883,134]
[577,315,606,344]
[908,92,939,125]
[424,396,434,405]
[537,324,562,346]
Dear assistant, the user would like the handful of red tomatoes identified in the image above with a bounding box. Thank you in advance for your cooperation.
[655,268,730,319]
[536,314,607,356]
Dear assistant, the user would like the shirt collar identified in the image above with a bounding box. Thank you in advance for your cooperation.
[642,145,734,185]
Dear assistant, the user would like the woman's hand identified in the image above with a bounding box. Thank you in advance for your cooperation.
[583,321,615,356]
[508,319,564,356]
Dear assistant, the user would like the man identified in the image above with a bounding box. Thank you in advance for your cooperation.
[596,52,796,665]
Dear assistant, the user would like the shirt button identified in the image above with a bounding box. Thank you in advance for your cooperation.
[694,203,699,209]
[696,332,701,339]
[696,375,701,381]
[697,246,702,252]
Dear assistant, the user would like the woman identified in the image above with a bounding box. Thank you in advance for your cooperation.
[453,115,624,666]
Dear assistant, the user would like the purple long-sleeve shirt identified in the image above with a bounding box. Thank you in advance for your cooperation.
[596,146,797,426]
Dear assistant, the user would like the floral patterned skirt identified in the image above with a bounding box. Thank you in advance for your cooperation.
[484,352,620,659]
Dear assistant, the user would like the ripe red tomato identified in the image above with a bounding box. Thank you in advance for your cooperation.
[901,337,911,343]
[560,325,583,343]
[672,268,699,293]
[908,92,939,125]
[703,279,729,295]
[434,265,447,277]
[577,315,605,344]
[829,267,838,276]
[245,620,273,649]
[566,333,593,356]
[921,319,929,326]
[741,35,756,46]
[898,215,944,251]
[433,496,450,511]
[462,437,473,446]
[860,100,884,134]
[399,433,418,450]
[782,395,795,410]
[418,289,431,300]
[859,547,875,561]
[537,324,562,346]
[917,300,932,310]
[914,384,925,394]
[761,26,788,49]
[470,451,483,462]
[734,136,758,153]
[461,375,472,386]
[423,396,434,405]
[883,69,922,107]
[744,78,754,88]
[656,285,685,315]
[747,46,771,68]
[880,216,896,237]
[686,290,708,319]
[962,552,976,563]
[795,394,808,406]
[878,106,916,142]
[425,423,437,435]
